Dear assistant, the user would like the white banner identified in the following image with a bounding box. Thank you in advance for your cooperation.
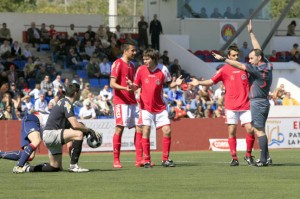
[266,118,300,148]
[79,119,157,152]
[209,139,247,151]
[219,22,238,44]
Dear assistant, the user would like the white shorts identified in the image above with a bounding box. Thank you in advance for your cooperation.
[114,104,139,128]
[139,109,170,128]
[43,129,63,155]
[225,110,252,126]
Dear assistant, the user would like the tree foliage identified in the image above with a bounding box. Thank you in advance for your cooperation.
[269,0,300,18]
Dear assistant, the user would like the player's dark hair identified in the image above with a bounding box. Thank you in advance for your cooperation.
[143,48,159,65]
[121,41,136,52]
[65,84,80,98]
[227,45,239,56]
[250,49,264,59]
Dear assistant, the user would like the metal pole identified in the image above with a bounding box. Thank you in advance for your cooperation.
[219,0,270,51]
[261,0,296,50]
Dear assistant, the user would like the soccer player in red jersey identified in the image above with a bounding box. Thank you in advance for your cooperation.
[127,48,183,168]
[190,46,255,166]
[110,42,143,168]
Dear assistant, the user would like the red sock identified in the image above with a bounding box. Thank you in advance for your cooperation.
[162,136,171,161]
[134,132,143,162]
[142,138,150,162]
[228,137,237,160]
[245,134,255,157]
[113,133,121,162]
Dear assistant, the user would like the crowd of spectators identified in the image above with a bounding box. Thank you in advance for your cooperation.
[0,19,299,121]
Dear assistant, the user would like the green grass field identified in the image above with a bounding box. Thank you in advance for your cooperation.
[1,149,300,199]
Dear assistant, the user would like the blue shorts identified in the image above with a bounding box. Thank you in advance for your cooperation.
[21,114,41,149]
[250,99,270,129]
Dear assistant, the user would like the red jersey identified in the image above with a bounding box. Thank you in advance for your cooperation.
[211,64,250,110]
[133,64,172,113]
[111,58,137,105]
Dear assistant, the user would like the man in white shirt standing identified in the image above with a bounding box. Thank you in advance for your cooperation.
[99,57,111,78]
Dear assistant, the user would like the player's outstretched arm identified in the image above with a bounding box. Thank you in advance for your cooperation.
[248,20,261,50]
[189,78,214,87]
[212,52,247,71]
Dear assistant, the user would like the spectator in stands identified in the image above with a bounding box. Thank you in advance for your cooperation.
[22,44,33,59]
[160,50,170,66]
[137,15,149,48]
[87,55,101,78]
[48,24,57,38]
[97,25,108,40]
[81,83,91,101]
[7,64,18,85]
[0,39,11,59]
[199,7,208,18]
[174,100,187,119]
[223,7,234,19]
[279,51,291,62]
[99,57,111,78]
[114,25,122,40]
[0,23,12,44]
[96,95,111,116]
[84,40,96,60]
[268,93,276,106]
[11,41,22,59]
[185,103,195,118]
[3,105,13,120]
[79,100,96,119]
[2,92,17,119]
[150,14,163,50]
[210,8,223,18]
[99,84,113,107]
[240,41,250,62]
[29,84,43,100]
[233,8,244,19]
[27,22,41,48]
[287,20,297,36]
[269,50,279,62]
[85,25,96,39]
[183,84,195,104]
[7,82,21,100]
[23,57,35,80]
[34,93,47,113]
[291,43,299,56]
[272,84,285,105]
[105,26,115,41]
[21,94,33,113]
[169,59,182,78]
[193,105,204,118]
[66,47,82,72]
[282,92,299,105]
[67,24,78,38]
[40,75,53,93]
[40,23,50,44]
[214,83,225,101]
[167,86,183,106]
[198,85,213,107]
[291,51,300,64]
[52,74,63,94]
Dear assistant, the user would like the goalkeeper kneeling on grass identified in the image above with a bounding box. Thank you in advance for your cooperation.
[26,83,100,173]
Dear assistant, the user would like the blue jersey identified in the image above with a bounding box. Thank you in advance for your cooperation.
[21,114,41,149]
[246,59,273,100]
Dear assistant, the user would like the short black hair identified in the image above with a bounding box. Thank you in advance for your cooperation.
[65,84,80,98]
[227,45,239,56]
[250,49,264,59]
[121,42,136,52]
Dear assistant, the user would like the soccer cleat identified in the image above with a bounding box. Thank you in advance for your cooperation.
[162,159,175,167]
[230,159,239,166]
[144,162,152,168]
[267,157,273,165]
[113,161,123,168]
[12,166,26,173]
[68,164,89,172]
[135,160,155,167]
[244,156,256,166]
[255,159,269,167]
